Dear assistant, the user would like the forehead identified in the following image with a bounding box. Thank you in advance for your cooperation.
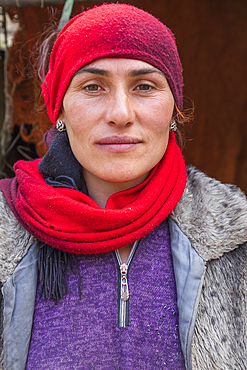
[75,58,165,77]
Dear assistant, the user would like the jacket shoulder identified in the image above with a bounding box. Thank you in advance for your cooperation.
[170,166,247,260]
[0,190,35,283]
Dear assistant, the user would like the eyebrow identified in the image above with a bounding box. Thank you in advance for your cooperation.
[74,67,110,77]
[129,68,165,77]
[74,67,164,78]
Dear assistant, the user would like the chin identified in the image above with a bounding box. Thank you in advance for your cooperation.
[103,175,137,184]
[101,170,149,186]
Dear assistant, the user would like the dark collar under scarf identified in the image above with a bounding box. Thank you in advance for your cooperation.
[39,129,88,194]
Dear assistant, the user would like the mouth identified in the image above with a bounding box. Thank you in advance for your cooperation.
[96,136,142,152]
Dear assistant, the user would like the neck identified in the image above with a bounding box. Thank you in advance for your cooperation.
[83,169,149,208]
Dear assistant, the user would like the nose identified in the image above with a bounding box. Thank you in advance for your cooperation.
[105,87,135,127]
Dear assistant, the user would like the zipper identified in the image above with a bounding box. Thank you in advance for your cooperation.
[114,240,139,327]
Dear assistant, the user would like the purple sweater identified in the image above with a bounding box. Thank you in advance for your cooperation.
[26,220,185,369]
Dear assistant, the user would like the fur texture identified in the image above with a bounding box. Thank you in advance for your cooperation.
[191,244,247,369]
[171,166,247,261]
[0,191,35,284]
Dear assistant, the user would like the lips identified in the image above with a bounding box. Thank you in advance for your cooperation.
[97,136,141,145]
[96,136,142,152]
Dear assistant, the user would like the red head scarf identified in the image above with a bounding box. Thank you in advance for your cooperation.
[42,3,183,125]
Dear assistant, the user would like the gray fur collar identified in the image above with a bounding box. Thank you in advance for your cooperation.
[0,165,246,283]
[0,191,35,284]
[170,165,247,261]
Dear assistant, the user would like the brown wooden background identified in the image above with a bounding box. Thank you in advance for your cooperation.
[1,0,247,192]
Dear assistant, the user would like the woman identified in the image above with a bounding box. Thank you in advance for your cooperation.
[0,3,246,370]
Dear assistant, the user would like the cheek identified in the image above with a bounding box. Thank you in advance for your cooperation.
[63,93,94,129]
[146,110,172,140]
[146,115,171,159]
[63,107,97,142]
[140,95,174,125]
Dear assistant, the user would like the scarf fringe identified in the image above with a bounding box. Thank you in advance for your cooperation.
[38,242,82,303]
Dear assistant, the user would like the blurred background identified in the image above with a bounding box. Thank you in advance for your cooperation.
[0,0,246,192]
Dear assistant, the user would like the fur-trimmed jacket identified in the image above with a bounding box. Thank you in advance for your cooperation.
[0,166,246,370]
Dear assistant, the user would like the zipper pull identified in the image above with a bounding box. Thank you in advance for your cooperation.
[120,263,129,301]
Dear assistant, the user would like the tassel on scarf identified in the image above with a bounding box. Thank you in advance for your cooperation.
[38,242,82,303]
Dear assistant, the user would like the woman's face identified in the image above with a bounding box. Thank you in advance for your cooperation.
[59,58,174,190]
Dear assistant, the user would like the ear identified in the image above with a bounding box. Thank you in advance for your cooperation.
[57,107,65,122]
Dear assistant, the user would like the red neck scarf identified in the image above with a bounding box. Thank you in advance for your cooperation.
[0,133,186,254]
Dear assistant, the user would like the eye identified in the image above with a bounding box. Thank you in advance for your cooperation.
[83,84,101,91]
[136,84,154,91]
